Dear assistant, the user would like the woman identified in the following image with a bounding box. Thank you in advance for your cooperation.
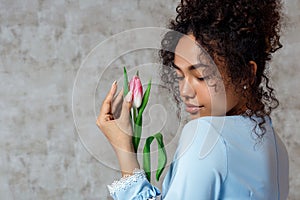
[96,0,289,199]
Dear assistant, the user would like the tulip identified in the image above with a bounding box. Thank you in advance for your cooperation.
[123,66,166,182]
[129,75,143,108]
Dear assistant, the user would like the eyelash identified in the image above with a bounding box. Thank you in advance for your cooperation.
[176,75,207,81]
[197,77,206,81]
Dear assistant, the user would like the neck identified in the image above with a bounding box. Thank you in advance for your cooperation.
[226,100,248,116]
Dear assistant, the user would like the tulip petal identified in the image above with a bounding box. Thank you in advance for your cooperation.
[134,93,142,108]
[129,75,143,109]
[129,76,135,93]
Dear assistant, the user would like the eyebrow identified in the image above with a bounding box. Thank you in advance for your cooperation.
[171,62,210,71]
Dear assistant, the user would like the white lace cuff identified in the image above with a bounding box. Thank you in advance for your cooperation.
[107,169,160,199]
[107,168,146,195]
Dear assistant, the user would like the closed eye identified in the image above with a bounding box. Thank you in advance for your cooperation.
[197,77,206,81]
[198,75,212,81]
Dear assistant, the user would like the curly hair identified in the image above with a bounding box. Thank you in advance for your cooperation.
[159,0,283,138]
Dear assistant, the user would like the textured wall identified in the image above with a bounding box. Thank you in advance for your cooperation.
[0,0,299,199]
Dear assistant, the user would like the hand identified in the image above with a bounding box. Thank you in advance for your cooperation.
[96,80,133,152]
[96,81,140,175]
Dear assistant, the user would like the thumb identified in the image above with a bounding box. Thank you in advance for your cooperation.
[120,90,133,120]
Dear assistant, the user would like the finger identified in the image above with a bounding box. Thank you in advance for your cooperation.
[99,81,117,118]
[119,90,133,121]
[112,90,123,119]
[112,87,124,115]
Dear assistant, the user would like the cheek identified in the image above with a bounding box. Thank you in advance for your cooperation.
[194,83,211,101]
[207,76,226,93]
[206,81,228,111]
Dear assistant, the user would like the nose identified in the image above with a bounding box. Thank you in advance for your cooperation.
[180,78,195,99]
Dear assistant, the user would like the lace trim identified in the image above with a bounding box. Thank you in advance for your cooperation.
[107,168,146,196]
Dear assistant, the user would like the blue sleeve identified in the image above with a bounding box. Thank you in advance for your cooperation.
[162,118,228,199]
[107,169,161,200]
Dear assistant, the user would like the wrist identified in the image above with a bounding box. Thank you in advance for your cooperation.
[115,147,140,176]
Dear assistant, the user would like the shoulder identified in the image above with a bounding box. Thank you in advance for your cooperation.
[176,116,256,170]
[176,117,229,177]
[178,116,228,154]
[179,116,236,156]
[177,115,256,156]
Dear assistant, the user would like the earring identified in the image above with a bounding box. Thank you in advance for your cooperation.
[245,109,251,115]
[243,85,247,90]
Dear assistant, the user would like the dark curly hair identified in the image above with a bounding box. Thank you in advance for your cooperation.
[159,0,283,138]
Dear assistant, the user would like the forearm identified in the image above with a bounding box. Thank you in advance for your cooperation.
[108,143,161,199]
[114,144,140,177]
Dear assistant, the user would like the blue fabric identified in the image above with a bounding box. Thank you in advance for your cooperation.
[110,177,160,200]
[110,115,289,200]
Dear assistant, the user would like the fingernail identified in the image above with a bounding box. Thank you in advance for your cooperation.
[112,80,117,87]
[125,91,132,102]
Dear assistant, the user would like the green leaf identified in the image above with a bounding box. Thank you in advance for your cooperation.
[143,135,154,181]
[123,66,129,96]
[155,133,167,181]
[143,132,167,182]
[136,79,151,126]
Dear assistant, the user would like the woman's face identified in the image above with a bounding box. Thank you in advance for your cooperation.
[173,34,243,119]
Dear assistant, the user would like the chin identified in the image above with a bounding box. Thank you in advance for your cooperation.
[189,112,211,120]
[189,113,202,120]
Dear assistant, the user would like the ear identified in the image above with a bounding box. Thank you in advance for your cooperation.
[249,61,257,84]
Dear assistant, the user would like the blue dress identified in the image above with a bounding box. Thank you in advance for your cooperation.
[108,116,289,200]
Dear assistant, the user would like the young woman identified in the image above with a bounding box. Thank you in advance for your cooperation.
[96,0,289,199]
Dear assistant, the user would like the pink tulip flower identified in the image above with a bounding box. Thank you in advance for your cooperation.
[129,75,143,108]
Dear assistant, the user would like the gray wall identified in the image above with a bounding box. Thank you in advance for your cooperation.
[1,0,299,199]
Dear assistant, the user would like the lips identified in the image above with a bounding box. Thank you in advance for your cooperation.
[184,103,204,113]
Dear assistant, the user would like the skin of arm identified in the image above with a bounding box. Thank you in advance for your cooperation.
[96,81,140,177]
